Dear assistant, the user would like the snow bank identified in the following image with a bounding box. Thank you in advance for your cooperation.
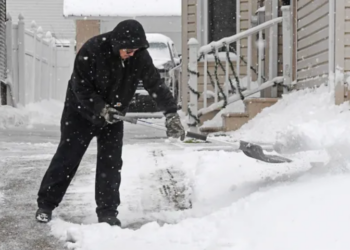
[52,174,350,250]
[47,82,350,250]
[50,141,315,250]
[63,0,181,17]
[222,85,350,151]
[0,100,63,128]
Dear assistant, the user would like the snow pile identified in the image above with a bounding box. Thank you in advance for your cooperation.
[50,142,314,250]
[228,85,350,151]
[63,0,181,17]
[0,100,63,128]
[48,84,350,249]
[53,174,350,250]
[0,105,29,128]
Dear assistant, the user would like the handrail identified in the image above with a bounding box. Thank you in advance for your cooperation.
[198,76,284,116]
[199,17,283,55]
[185,5,292,131]
[169,62,182,102]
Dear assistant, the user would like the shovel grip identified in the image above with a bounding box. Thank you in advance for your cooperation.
[113,115,138,124]
[185,131,208,141]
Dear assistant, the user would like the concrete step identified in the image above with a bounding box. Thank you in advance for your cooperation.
[244,97,279,118]
[199,98,280,133]
[222,98,279,132]
[200,126,223,133]
[222,112,250,131]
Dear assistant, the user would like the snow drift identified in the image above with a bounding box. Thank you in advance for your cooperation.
[0,100,63,129]
[44,84,350,250]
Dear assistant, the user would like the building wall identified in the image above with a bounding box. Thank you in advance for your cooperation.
[295,0,329,89]
[334,0,349,104]
[240,0,249,73]
[0,0,6,83]
[76,20,100,52]
[343,1,350,74]
[100,16,181,52]
[7,0,75,40]
[181,0,197,112]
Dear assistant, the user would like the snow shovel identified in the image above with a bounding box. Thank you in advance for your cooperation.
[115,115,292,164]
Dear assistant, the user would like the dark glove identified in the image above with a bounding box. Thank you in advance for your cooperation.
[165,113,185,140]
[100,105,124,124]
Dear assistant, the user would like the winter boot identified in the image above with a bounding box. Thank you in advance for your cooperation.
[98,216,121,227]
[36,208,52,223]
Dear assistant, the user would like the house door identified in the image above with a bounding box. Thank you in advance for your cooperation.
[197,0,237,47]
[208,0,236,43]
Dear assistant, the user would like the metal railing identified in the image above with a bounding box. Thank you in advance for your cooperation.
[187,6,293,131]
[169,62,182,104]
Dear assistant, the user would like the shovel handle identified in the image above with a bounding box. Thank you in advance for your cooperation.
[185,131,208,141]
[113,115,138,124]
[117,115,208,141]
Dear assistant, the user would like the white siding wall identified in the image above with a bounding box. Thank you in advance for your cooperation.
[7,0,75,40]
[344,1,350,73]
[296,0,329,88]
[0,0,6,82]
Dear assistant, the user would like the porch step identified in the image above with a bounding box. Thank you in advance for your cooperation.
[200,97,280,133]
[244,98,280,118]
[222,112,250,132]
[200,126,223,133]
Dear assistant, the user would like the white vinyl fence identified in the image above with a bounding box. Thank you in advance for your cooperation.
[5,13,75,106]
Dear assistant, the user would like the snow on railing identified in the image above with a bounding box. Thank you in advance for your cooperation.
[186,5,293,131]
[169,62,182,104]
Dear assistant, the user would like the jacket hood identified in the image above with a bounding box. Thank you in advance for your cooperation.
[110,20,149,52]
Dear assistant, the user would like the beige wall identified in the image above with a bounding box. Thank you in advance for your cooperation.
[181,0,197,112]
[335,0,349,104]
[343,1,350,74]
[294,0,348,105]
[295,0,329,89]
[261,0,284,97]
[76,20,100,52]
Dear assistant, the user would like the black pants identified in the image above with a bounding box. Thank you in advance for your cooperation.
[37,108,124,217]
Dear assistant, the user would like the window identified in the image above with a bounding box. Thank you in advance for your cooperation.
[208,0,237,43]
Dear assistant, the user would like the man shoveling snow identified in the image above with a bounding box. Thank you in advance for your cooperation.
[35,19,185,227]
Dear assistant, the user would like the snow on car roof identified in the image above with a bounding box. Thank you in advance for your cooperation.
[63,0,181,17]
[146,33,173,44]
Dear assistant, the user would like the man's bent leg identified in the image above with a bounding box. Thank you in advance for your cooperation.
[95,121,124,219]
[37,112,95,211]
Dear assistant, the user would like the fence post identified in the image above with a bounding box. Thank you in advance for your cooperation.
[269,0,278,97]
[53,43,58,100]
[4,13,13,105]
[282,6,292,94]
[17,14,26,105]
[30,21,37,103]
[46,31,54,99]
[36,26,43,101]
[329,0,335,92]
[187,38,199,132]
[236,0,241,82]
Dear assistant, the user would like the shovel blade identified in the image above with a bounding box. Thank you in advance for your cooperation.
[239,140,292,164]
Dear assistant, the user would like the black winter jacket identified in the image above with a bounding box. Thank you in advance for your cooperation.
[64,20,177,126]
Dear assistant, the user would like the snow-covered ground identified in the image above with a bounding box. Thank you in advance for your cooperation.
[1,84,350,249]
[0,99,64,129]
